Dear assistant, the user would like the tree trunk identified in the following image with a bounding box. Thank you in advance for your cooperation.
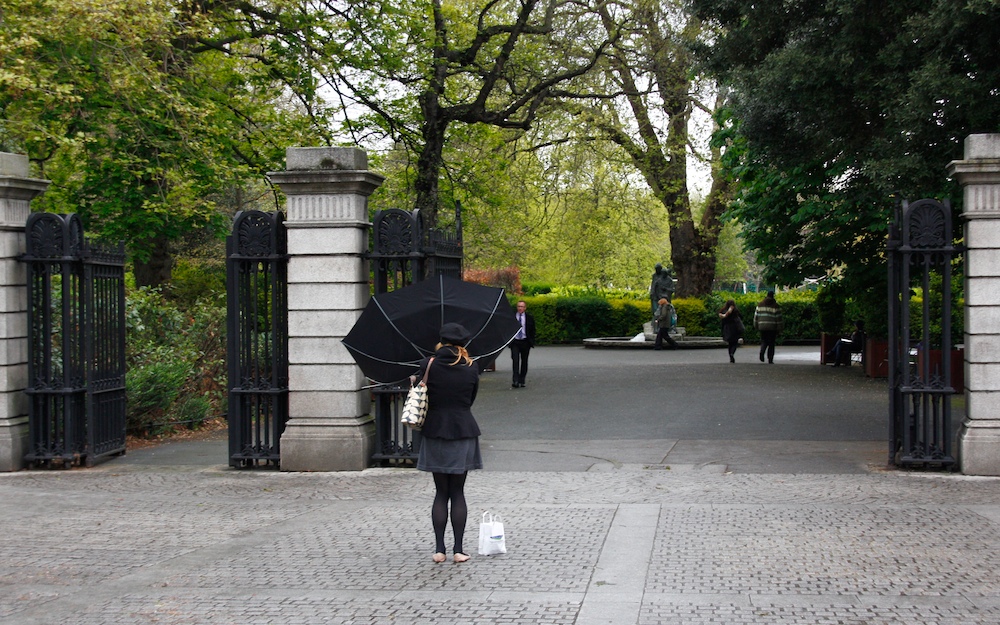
[133,235,173,288]
[414,4,450,230]
[413,111,445,229]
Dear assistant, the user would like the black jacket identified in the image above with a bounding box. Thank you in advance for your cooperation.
[515,311,536,347]
[415,346,481,440]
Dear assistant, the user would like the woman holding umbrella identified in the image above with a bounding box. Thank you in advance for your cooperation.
[412,322,483,563]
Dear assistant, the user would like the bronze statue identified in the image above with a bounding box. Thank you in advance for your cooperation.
[649,263,675,313]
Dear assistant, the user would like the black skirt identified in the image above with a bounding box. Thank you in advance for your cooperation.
[417,436,483,474]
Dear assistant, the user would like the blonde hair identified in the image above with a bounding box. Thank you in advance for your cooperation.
[435,342,474,366]
[658,298,668,305]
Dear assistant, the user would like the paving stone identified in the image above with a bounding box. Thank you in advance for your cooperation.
[4,468,1000,624]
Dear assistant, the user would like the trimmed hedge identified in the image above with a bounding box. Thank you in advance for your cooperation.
[518,295,647,343]
[517,291,821,345]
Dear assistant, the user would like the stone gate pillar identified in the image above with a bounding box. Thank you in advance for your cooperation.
[0,153,48,472]
[948,134,1000,475]
[268,148,384,471]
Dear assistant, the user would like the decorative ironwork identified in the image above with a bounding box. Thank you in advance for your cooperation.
[366,203,464,465]
[888,198,959,469]
[226,211,289,468]
[376,209,418,255]
[22,213,126,467]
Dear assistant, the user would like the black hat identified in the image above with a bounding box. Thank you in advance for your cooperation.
[439,322,470,346]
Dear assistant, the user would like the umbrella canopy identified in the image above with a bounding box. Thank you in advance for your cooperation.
[342,275,521,384]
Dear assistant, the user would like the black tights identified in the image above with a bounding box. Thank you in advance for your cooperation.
[432,472,468,554]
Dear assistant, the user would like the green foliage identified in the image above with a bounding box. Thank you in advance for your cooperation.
[0,0,320,286]
[678,290,821,344]
[318,0,610,227]
[713,221,752,283]
[815,283,847,334]
[904,270,965,347]
[606,300,650,338]
[518,296,647,343]
[175,395,212,430]
[694,0,995,295]
[561,3,726,296]
[168,259,226,308]
[672,298,707,336]
[778,299,822,344]
[127,356,192,435]
[519,289,821,344]
[125,283,226,436]
[548,285,647,301]
[521,282,555,296]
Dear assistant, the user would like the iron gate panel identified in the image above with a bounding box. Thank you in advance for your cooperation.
[367,205,463,465]
[84,245,128,461]
[888,198,959,469]
[226,211,289,468]
[420,203,464,280]
[22,213,126,467]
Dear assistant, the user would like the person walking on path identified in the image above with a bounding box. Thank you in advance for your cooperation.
[412,323,483,564]
[510,300,536,388]
[719,299,743,363]
[753,291,784,364]
[653,298,680,350]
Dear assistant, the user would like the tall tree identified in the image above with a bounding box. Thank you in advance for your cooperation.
[311,0,612,227]
[690,0,1000,289]
[0,0,319,286]
[564,0,729,296]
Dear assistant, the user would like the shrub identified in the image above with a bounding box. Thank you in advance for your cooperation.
[126,356,192,435]
[168,258,226,308]
[517,295,647,343]
[778,299,822,343]
[464,266,521,294]
[176,395,212,430]
[521,281,554,296]
[816,283,848,334]
[672,298,707,336]
[125,284,226,437]
[608,299,650,336]
[516,289,826,344]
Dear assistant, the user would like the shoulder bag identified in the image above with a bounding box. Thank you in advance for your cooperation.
[400,358,433,430]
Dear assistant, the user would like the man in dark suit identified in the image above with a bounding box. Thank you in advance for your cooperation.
[510,300,536,388]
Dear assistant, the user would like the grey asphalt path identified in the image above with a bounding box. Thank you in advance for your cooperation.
[475,344,903,474]
[3,344,991,625]
[111,345,907,474]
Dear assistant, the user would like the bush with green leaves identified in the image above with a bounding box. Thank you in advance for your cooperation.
[127,353,192,435]
[168,258,226,308]
[516,295,646,343]
[521,281,554,295]
[517,289,821,344]
[125,284,225,436]
[672,298,707,336]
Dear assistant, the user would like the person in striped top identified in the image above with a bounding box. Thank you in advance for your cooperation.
[753,291,784,364]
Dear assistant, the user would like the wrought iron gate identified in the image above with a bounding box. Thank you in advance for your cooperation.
[226,211,289,468]
[22,213,127,467]
[368,205,463,464]
[888,198,960,468]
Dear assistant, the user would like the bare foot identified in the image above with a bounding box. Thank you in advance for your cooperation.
[453,552,470,563]
[432,552,446,563]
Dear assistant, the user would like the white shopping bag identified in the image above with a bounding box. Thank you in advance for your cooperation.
[478,511,506,555]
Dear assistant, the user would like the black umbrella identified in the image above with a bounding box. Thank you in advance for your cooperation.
[342,275,521,384]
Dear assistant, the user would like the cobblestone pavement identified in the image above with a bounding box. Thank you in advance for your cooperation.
[4,467,1000,625]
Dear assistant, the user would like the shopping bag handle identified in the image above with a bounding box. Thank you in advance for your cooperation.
[411,357,434,388]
